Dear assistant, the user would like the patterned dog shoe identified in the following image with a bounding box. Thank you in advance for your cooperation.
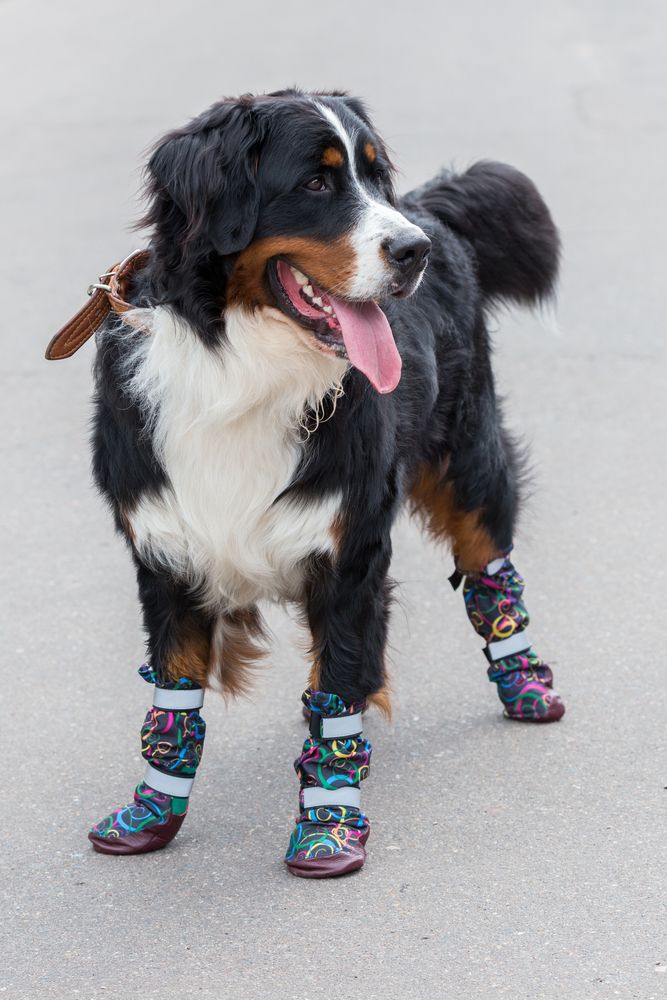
[88,782,188,855]
[88,664,205,855]
[285,805,370,878]
[462,553,565,723]
[488,653,565,722]
[285,690,371,878]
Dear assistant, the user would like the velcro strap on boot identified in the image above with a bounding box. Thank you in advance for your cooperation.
[450,552,509,590]
[152,687,204,710]
[484,631,532,662]
[302,786,361,810]
[484,555,508,575]
[143,764,195,798]
[309,711,363,740]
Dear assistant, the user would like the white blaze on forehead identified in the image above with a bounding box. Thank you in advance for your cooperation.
[315,102,360,173]
[313,101,427,300]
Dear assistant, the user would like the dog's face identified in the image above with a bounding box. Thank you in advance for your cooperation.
[146,91,431,392]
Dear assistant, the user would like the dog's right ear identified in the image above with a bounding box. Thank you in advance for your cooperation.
[144,102,262,257]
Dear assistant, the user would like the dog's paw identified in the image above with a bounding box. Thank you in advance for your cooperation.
[494,660,566,722]
[284,807,369,878]
[88,782,188,855]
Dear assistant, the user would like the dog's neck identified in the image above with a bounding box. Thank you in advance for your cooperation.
[127,302,347,440]
[139,239,233,346]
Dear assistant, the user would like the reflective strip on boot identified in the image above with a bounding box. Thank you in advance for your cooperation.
[301,786,362,810]
[140,681,205,799]
[309,711,363,740]
[484,555,508,575]
[484,630,532,662]
[143,763,196,798]
[152,687,205,710]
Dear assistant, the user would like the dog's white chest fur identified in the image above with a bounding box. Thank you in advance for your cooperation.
[126,305,346,608]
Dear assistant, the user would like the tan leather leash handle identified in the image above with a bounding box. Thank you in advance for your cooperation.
[45,249,151,360]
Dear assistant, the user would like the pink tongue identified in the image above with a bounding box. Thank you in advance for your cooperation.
[331,296,402,394]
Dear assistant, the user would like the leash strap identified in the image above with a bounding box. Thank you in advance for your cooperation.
[45,248,150,360]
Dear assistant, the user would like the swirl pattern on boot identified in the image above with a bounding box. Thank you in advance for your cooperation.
[285,689,371,878]
[285,805,369,877]
[88,665,205,854]
[463,559,565,722]
[89,782,188,854]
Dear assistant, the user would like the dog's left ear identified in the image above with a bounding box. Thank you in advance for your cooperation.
[146,102,262,256]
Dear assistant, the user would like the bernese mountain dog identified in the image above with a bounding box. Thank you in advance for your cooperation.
[48,88,563,878]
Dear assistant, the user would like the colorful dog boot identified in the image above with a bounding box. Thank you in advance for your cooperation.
[285,690,371,878]
[460,553,565,722]
[88,664,205,855]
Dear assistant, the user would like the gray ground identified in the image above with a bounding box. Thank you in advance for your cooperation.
[1,1,665,997]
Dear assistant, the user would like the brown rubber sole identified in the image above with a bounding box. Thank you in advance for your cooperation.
[504,699,566,723]
[285,841,367,879]
[88,813,185,855]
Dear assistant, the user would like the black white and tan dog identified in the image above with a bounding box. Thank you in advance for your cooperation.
[48,89,565,878]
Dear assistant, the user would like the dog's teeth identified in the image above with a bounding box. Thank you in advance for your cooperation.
[303,284,314,297]
[291,267,308,286]
[323,305,333,315]
[312,296,323,307]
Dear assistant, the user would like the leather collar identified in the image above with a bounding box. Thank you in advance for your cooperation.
[45,249,151,360]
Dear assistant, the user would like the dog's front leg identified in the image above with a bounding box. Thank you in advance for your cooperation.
[285,521,393,879]
[88,561,211,855]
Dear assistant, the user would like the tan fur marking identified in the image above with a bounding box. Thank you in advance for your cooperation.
[321,146,344,168]
[306,664,392,719]
[364,142,377,163]
[367,685,392,719]
[164,607,267,693]
[329,513,346,560]
[217,607,267,697]
[410,464,499,572]
[307,657,321,691]
[227,235,356,309]
[118,505,135,546]
[165,621,211,687]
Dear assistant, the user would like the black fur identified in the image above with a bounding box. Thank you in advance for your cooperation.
[407,161,560,306]
[91,89,559,704]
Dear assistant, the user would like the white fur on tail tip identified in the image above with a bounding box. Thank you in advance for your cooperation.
[124,304,346,609]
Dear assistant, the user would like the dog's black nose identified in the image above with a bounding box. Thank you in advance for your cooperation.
[384,232,432,274]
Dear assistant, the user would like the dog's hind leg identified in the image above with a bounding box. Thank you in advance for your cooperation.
[88,562,212,855]
[459,551,565,722]
[411,430,565,723]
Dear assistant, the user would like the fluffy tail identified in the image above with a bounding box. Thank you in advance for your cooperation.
[406,161,560,306]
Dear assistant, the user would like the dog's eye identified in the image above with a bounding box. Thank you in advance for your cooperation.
[373,167,386,183]
[304,175,328,192]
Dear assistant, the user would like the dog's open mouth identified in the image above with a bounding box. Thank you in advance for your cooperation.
[268,258,402,394]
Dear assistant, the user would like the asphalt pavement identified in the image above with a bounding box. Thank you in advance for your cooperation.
[1,1,665,998]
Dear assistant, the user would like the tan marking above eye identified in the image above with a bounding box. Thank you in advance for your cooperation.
[321,146,344,168]
[364,142,377,163]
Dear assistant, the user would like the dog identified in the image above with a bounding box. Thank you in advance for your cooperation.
[48,88,564,878]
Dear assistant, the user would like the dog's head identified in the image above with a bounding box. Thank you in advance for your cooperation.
[144,90,431,393]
